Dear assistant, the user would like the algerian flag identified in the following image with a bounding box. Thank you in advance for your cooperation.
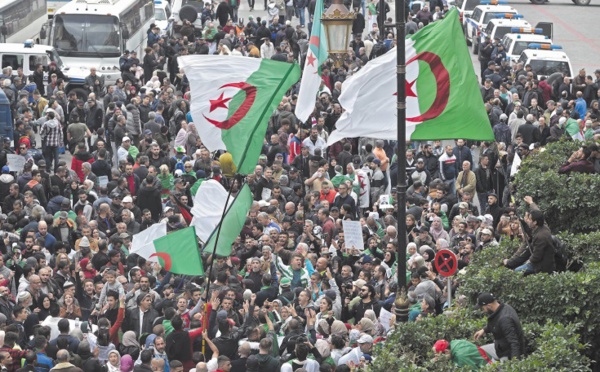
[190,180,233,242]
[150,227,204,276]
[130,222,167,263]
[327,9,494,145]
[565,118,584,141]
[203,184,253,257]
[179,55,301,175]
[295,0,328,122]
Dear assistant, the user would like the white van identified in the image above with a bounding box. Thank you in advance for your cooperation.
[518,46,574,79]
[0,41,65,83]
[154,0,173,37]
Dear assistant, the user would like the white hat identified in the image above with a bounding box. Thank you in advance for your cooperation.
[258,200,269,208]
[481,228,492,235]
[559,117,567,125]
[122,196,133,203]
[122,136,131,142]
[357,334,374,344]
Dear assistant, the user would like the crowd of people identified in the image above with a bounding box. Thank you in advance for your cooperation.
[0,0,598,371]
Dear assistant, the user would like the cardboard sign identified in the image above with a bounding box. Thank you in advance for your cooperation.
[342,220,364,251]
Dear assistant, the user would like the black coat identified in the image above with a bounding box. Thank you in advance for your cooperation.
[517,122,540,146]
[529,224,555,274]
[123,307,158,338]
[136,183,162,222]
[483,303,525,359]
[216,2,232,27]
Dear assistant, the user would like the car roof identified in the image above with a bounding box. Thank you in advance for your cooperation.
[0,43,54,54]
[521,49,569,60]
[487,19,530,27]
[474,5,517,12]
[504,34,552,43]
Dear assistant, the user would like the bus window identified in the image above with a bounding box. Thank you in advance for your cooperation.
[1,54,23,70]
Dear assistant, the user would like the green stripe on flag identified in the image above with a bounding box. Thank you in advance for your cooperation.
[223,60,300,175]
[152,226,204,276]
[409,9,494,141]
[204,183,254,257]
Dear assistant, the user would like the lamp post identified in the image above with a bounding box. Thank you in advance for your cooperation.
[394,0,409,323]
[321,0,355,68]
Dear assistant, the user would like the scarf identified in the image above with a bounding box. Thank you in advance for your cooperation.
[429,217,448,242]
[106,350,120,372]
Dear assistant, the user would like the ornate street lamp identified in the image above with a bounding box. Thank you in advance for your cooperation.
[321,0,354,67]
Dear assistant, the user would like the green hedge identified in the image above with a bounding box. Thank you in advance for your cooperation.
[514,140,600,234]
[370,314,589,371]
[372,239,598,370]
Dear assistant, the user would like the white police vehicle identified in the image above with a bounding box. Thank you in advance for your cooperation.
[0,40,66,88]
[502,28,553,63]
[154,0,173,37]
[455,0,482,26]
[518,44,574,79]
[465,1,519,51]
[478,16,530,47]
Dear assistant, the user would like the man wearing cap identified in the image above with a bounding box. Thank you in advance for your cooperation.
[478,228,498,250]
[474,293,525,361]
[337,334,374,366]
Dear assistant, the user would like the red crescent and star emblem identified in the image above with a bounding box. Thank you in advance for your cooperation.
[149,252,172,271]
[394,51,450,123]
[203,82,257,129]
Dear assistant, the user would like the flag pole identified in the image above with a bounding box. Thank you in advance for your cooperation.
[201,174,244,353]
[394,0,410,323]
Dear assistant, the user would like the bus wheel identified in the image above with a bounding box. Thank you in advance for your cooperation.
[575,0,590,5]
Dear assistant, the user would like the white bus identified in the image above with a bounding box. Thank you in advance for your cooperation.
[0,0,48,43]
[43,0,154,88]
[47,0,71,19]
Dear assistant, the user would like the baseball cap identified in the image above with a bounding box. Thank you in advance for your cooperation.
[476,293,496,308]
[357,334,374,344]
[122,196,133,203]
[362,255,373,264]
[352,279,366,289]
[122,136,131,142]
[481,228,492,236]
[1,166,9,174]
[143,129,152,136]
[280,277,291,287]
[175,146,186,153]
[458,202,468,209]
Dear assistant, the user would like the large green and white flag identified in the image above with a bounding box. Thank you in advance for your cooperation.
[294,0,328,122]
[327,9,494,144]
[203,184,253,257]
[179,55,300,174]
[131,225,204,276]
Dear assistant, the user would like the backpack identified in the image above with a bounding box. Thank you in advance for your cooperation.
[551,235,568,273]
[172,155,186,173]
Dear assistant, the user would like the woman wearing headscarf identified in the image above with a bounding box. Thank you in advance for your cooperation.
[363,309,386,337]
[106,350,121,372]
[120,355,134,372]
[79,258,97,280]
[429,216,450,243]
[185,123,199,155]
[118,331,140,361]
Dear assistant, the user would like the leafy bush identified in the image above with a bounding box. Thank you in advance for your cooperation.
[371,313,590,371]
[513,141,600,234]
[558,231,600,268]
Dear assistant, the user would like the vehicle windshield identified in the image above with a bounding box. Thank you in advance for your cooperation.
[458,0,480,11]
[52,14,121,57]
[513,41,551,56]
[155,8,167,20]
[483,12,515,25]
[494,26,515,40]
[530,60,571,77]
[46,49,65,69]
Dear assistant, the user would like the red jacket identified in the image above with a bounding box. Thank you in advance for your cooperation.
[71,152,95,182]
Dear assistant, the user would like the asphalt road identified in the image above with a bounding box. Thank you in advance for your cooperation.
[235,0,599,73]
